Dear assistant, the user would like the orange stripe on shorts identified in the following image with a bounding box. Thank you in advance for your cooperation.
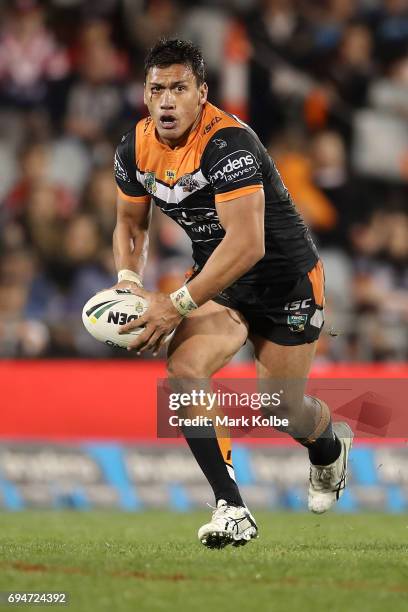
[308,260,325,307]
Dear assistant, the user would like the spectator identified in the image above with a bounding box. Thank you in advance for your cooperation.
[83,166,117,242]
[122,0,181,54]
[374,0,408,64]
[272,132,338,235]
[309,129,370,248]
[350,209,408,360]
[329,23,375,110]
[0,0,70,109]
[64,33,125,144]
[3,141,77,221]
[369,54,408,119]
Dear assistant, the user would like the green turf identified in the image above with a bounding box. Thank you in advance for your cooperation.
[0,511,407,611]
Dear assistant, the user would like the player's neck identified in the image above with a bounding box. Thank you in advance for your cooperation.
[156,106,204,149]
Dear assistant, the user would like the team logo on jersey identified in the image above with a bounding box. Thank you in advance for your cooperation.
[179,173,201,193]
[144,171,157,195]
[287,314,308,332]
[213,138,227,149]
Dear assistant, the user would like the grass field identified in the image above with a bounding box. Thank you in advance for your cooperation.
[0,511,407,611]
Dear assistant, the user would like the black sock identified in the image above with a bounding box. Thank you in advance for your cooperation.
[305,421,342,466]
[181,424,244,506]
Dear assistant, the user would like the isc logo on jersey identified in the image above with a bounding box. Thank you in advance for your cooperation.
[209,149,259,185]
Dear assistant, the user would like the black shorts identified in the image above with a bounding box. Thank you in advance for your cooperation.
[189,261,325,346]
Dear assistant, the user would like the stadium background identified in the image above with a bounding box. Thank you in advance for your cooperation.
[0,0,407,513]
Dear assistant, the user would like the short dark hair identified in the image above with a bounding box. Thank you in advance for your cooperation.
[144,38,206,85]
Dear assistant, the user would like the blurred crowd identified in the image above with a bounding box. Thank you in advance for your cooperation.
[0,0,406,360]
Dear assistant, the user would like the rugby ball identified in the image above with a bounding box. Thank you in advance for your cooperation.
[82,288,147,349]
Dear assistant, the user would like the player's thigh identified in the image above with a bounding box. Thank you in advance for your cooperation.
[167,300,248,378]
[251,335,317,410]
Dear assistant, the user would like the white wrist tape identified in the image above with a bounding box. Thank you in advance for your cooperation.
[169,285,198,317]
[117,269,143,287]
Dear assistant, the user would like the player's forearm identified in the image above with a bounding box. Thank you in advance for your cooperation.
[113,220,149,277]
[186,232,264,306]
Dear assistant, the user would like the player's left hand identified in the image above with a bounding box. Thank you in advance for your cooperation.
[118,286,182,355]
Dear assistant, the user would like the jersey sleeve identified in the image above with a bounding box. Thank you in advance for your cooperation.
[201,127,264,203]
[114,129,150,204]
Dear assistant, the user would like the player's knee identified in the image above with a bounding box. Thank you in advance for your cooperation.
[262,399,302,420]
[167,358,208,380]
[167,359,210,397]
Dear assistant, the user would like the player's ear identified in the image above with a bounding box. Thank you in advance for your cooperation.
[199,82,208,105]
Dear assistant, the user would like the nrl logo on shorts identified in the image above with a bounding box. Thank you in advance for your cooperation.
[287,314,308,332]
[144,170,157,195]
[179,173,201,193]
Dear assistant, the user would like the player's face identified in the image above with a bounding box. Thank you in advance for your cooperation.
[144,64,208,147]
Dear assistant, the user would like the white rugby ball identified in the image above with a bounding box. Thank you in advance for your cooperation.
[82,288,147,349]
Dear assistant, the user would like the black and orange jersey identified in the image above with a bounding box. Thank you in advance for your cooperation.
[114,101,318,284]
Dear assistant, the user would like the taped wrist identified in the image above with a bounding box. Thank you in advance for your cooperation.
[117,269,143,287]
[169,285,198,317]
